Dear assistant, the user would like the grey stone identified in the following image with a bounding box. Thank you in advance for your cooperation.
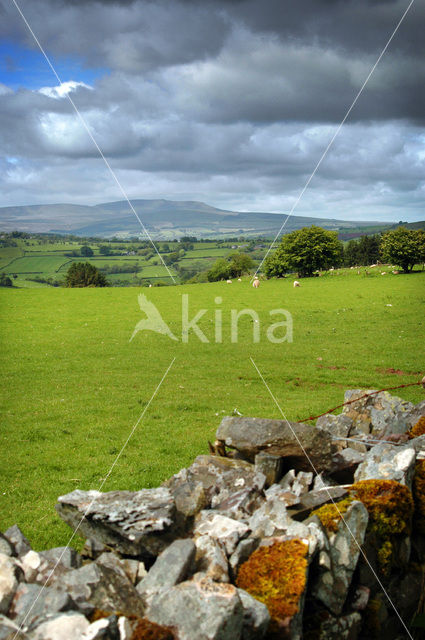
[406,399,425,429]
[82,615,119,640]
[30,612,90,639]
[316,414,354,445]
[9,583,74,629]
[39,547,81,570]
[288,486,348,521]
[353,442,416,488]
[136,539,196,604]
[350,585,370,611]
[343,390,415,437]
[96,552,130,581]
[117,617,132,640]
[229,538,259,581]
[330,448,365,482]
[0,536,14,559]
[147,577,244,640]
[0,554,19,615]
[0,614,28,640]
[194,512,249,556]
[19,550,73,587]
[56,487,176,558]
[316,611,362,640]
[278,470,313,497]
[3,527,30,558]
[312,500,369,615]
[61,562,145,618]
[211,487,263,521]
[195,536,229,583]
[82,538,109,560]
[254,452,283,487]
[164,456,265,513]
[237,589,270,640]
[216,416,334,472]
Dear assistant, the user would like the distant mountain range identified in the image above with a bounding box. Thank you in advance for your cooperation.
[0,199,389,238]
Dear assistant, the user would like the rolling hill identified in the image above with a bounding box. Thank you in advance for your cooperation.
[0,198,390,238]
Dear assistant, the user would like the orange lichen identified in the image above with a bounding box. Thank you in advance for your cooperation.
[310,497,354,533]
[409,416,425,439]
[130,618,176,640]
[236,539,308,634]
[349,479,413,574]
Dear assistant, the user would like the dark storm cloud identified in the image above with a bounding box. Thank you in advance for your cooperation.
[0,0,423,220]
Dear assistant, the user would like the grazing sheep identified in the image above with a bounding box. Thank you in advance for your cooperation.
[392,270,399,274]
[370,264,377,268]
[253,278,260,288]
[226,279,232,284]
[238,278,242,282]
[293,280,300,287]
[381,272,386,275]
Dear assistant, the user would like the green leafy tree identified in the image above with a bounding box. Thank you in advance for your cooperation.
[66,262,107,287]
[228,253,255,277]
[207,258,231,282]
[265,226,342,277]
[99,245,111,255]
[380,227,423,273]
[0,273,13,287]
[80,245,94,257]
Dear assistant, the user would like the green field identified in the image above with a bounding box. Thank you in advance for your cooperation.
[3,255,70,274]
[0,270,424,549]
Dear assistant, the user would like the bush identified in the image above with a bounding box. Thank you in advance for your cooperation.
[65,262,108,287]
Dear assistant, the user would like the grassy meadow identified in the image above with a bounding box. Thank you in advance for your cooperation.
[1,269,424,549]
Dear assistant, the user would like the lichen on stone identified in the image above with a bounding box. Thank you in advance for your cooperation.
[412,460,425,533]
[236,538,308,634]
[349,479,414,574]
[310,497,354,533]
[409,416,425,439]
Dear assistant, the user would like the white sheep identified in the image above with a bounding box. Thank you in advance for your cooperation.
[293,280,300,287]
[237,278,242,282]
[226,279,232,284]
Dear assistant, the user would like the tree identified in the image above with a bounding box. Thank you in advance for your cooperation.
[80,245,94,257]
[66,262,107,287]
[380,227,423,273]
[207,259,231,282]
[227,253,255,277]
[99,245,111,255]
[265,226,342,277]
[0,273,13,287]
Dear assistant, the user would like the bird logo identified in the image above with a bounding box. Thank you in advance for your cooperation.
[130,294,178,342]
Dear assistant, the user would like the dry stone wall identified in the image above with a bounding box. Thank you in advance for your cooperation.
[1,389,425,640]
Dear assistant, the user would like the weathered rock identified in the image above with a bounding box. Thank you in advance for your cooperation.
[254,452,283,487]
[39,547,81,570]
[330,448,365,483]
[353,442,416,488]
[0,614,28,640]
[278,469,313,497]
[0,536,14,559]
[343,390,415,437]
[266,482,300,507]
[229,538,259,581]
[0,554,20,615]
[82,615,119,640]
[406,399,425,430]
[136,539,196,604]
[147,577,244,640]
[61,562,145,617]
[96,552,131,581]
[211,487,263,521]
[314,611,362,640]
[56,488,176,558]
[350,585,370,611]
[312,500,369,615]
[237,589,270,640]
[117,617,132,640]
[195,536,229,583]
[287,486,348,521]
[81,538,110,561]
[9,583,75,629]
[316,414,355,448]
[164,456,265,514]
[30,612,90,639]
[194,512,249,556]
[216,416,334,472]
[3,527,31,558]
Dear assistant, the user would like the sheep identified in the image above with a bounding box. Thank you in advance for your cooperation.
[237,278,242,282]
[392,270,399,275]
[293,280,300,287]
[226,279,232,284]
[381,272,386,276]
[253,278,260,288]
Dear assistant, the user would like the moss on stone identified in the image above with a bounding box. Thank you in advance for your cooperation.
[236,538,308,634]
[408,416,425,439]
[412,460,425,534]
[349,479,413,574]
[310,497,354,533]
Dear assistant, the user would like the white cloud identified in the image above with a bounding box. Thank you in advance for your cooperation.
[38,80,93,99]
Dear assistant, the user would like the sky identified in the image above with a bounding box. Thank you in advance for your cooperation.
[0,0,424,222]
